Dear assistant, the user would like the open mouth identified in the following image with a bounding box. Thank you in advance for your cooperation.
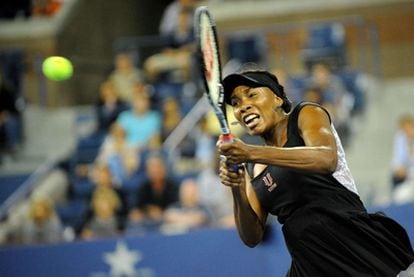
[243,114,260,129]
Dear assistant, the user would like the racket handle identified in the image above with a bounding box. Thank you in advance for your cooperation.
[221,133,234,143]
[220,133,239,172]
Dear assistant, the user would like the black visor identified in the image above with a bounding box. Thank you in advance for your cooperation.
[222,71,284,105]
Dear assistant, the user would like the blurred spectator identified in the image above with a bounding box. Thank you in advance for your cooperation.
[116,86,162,150]
[32,0,61,17]
[391,114,414,204]
[392,114,414,186]
[109,53,143,103]
[305,63,350,110]
[160,97,182,142]
[92,163,127,213]
[20,197,63,245]
[127,152,179,232]
[160,95,199,158]
[94,79,129,136]
[90,163,125,194]
[302,86,335,117]
[159,0,197,47]
[196,153,235,228]
[271,67,303,106]
[304,62,353,147]
[144,1,196,82]
[162,178,211,233]
[96,123,140,187]
[0,69,21,161]
[192,116,216,167]
[81,187,121,240]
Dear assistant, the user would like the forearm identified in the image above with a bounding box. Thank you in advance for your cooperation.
[231,185,265,248]
[248,144,337,173]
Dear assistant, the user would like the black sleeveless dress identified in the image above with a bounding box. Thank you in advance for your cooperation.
[246,102,414,276]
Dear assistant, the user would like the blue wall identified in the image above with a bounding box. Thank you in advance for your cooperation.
[0,204,413,277]
[0,226,290,277]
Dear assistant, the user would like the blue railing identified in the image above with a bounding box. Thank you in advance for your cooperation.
[0,159,56,220]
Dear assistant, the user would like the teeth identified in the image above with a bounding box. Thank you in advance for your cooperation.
[244,114,258,124]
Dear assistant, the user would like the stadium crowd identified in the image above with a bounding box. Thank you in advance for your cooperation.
[2,0,414,248]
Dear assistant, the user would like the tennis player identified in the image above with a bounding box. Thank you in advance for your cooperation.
[217,64,414,276]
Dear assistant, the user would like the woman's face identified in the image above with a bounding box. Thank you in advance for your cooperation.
[100,82,118,104]
[115,54,133,72]
[231,85,281,136]
[94,166,112,187]
[132,94,150,115]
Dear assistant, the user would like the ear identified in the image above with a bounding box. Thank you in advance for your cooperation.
[273,94,283,107]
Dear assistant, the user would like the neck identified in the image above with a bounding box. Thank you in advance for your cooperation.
[262,112,289,147]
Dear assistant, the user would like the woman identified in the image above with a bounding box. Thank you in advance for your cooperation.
[217,65,414,276]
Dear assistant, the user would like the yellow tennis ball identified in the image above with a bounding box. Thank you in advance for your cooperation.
[42,56,73,81]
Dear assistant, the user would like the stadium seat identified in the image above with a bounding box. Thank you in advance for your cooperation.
[302,23,347,70]
[56,199,89,230]
[226,33,266,64]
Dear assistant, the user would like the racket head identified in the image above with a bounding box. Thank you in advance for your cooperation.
[195,6,230,134]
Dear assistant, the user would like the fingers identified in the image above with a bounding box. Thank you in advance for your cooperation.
[216,136,222,147]
[216,135,233,151]
[219,160,244,187]
[217,142,232,162]
[217,137,244,164]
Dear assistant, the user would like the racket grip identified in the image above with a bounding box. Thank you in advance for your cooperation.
[221,133,239,172]
[221,133,234,143]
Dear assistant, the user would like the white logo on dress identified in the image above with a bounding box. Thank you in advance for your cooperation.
[262,172,277,192]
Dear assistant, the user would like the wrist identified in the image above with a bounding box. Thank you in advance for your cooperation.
[246,144,259,163]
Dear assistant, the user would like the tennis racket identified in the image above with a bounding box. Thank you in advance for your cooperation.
[195,6,238,171]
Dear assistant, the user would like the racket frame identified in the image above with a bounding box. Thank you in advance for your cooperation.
[195,6,233,142]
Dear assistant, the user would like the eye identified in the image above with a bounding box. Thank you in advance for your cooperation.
[248,92,257,98]
[230,99,238,107]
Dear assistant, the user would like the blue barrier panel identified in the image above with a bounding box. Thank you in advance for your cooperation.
[1,204,413,277]
[0,225,291,277]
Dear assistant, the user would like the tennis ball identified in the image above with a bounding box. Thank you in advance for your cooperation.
[42,56,73,81]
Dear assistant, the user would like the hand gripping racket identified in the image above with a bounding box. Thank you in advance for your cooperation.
[194,6,238,171]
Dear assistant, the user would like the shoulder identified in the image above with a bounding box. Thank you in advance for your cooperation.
[292,101,330,118]
[293,102,332,126]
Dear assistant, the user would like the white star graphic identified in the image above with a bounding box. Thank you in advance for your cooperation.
[103,241,141,277]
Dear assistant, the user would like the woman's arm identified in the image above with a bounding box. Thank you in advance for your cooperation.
[220,105,338,174]
[219,161,267,247]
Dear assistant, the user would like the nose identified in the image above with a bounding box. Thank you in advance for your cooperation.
[240,101,252,114]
